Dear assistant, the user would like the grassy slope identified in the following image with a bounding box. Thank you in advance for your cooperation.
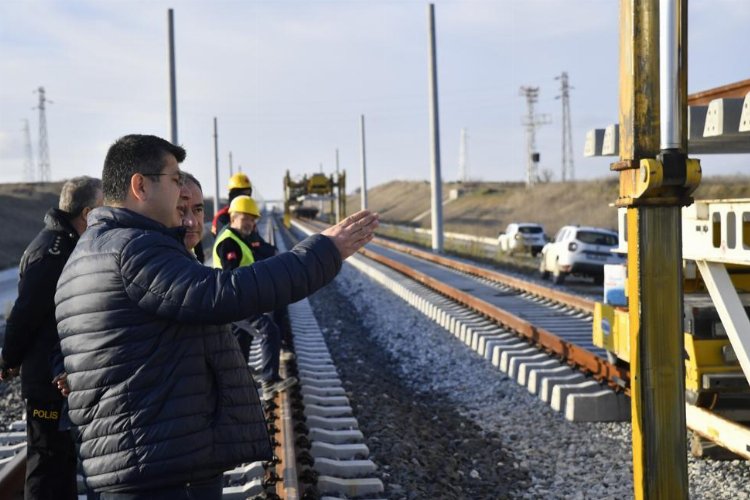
[347,175,750,238]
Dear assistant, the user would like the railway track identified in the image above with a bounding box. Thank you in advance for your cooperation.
[294,217,750,460]
[3,213,749,498]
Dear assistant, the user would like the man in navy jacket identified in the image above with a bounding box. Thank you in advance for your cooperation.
[54,134,378,499]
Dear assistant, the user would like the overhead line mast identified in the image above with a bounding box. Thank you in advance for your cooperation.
[519,86,550,186]
[35,87,51,182]
[556,72,575,182]
[22,119,35,182]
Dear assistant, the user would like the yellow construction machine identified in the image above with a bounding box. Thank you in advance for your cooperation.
[594,201,750,408]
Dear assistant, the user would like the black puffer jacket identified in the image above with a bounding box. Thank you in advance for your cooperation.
[55,207,341,492]
[2,208,78,401]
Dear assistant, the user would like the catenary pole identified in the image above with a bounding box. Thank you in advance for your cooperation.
[213,117,220,216]
[168,9,178,144]
[427,3,444,252]
[360,114,368,210]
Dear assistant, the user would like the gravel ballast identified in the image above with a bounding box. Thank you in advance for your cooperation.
[2,258,749,498]
[307,261,750,499]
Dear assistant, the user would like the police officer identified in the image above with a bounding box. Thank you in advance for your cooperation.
[0,176,103,500]
[212,195,296,401]
[210,172,252,236]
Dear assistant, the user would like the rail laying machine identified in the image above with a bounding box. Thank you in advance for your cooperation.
[594,200,750,410]
[283,170,346,226]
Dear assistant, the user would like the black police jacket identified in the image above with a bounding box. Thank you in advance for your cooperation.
[55,207,342,491]
[2,208,78,402]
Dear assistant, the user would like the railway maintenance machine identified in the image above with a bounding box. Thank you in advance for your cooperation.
[283,170,346,228]
[594,202,750,457]
[585,0,750,493]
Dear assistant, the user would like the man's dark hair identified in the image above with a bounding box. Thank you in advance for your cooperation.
[183,172,202,192]
[102,134,186,203]
[59,176,103,217]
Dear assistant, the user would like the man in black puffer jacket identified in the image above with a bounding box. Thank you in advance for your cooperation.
[1,176,103,500]
[54,134,378,499]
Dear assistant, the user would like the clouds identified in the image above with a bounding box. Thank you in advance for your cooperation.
[0,0,747,198]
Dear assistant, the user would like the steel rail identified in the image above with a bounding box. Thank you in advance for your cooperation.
[371,236,596,314]
[687,78,750,106]
[297,218,625,389]
[295,218,750,460]
[0,447,25,499]
[303,219,595,314]
[267,216,300,500]
[358,246,630,393]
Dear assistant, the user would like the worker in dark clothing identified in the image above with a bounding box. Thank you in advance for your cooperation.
[210,172,252,236]
[1,176,103,500]
[247,230,295,355]
[213,195,296,401]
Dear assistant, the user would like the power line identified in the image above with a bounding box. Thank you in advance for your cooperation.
[555,72,575,182]
[519,86,550,186]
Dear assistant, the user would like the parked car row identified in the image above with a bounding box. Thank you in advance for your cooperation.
[498,222,623,284]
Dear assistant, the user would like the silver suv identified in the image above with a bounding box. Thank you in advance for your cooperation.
[497,223,546,256]
[539,225,622,284]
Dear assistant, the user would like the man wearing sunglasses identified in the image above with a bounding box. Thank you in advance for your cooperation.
[54,134,379,499]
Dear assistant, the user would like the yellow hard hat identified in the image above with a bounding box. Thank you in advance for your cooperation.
[228,173,252,191]
[229,195,260,217]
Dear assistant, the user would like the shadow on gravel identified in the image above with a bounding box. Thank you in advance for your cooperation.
[308,282,530,500]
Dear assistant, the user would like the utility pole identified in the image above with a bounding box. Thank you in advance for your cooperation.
[213,117,220,217]
[519,86,550,186]
[359,114,368,210]
[22,119,35,182]
[35,87,51,182]
[167,8,178,144]
[335,148,341,223]
[556,72,575,182]
[427,3,444,252]
[458,128,469,182]
[229,152,233,176]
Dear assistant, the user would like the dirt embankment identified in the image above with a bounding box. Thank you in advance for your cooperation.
[2,175,748,269]
[347,175,750,238]
[0,182,65,269]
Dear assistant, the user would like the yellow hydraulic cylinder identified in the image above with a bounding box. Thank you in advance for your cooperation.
[627,207,688,499]
[617,0,692,498]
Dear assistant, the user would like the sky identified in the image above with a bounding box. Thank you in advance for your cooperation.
[1,0,748,202]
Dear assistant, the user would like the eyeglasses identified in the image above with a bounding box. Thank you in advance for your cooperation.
[144,171,186,187]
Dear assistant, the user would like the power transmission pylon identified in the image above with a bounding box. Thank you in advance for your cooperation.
[519,86,550,186]
[22,119,35,182]
[458,128,469,182]
[34,87,52,182]
[555,72,575,182]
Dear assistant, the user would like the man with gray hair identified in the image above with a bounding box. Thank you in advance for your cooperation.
[0,175,102,500]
